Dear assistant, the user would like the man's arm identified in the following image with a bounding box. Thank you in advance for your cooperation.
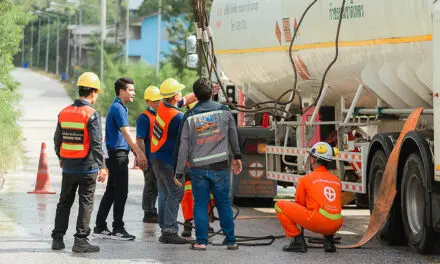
[182,93,197,106]
[54,120,62,159]
[136,115,148,154]
[88,112,104,169]
[226,111,242,160]
[295,179,306,206]
[120,126,148,168]
[175,119,190,179]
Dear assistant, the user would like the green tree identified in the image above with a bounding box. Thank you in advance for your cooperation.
[138,0,213,77]
[0,0,32,173]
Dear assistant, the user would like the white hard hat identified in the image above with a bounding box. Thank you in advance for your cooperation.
[310,142,338,162]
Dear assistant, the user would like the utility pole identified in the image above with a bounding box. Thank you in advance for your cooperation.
[55,16,60,76]
[155,0,162,80]
[21,30,24,67]
[37,18,41,67]
[101,0,106,82]
[66,15,71,79]
[125,1,129,64]
[30,22,34,67]
[45,16,50,72]
[79,10,82,64]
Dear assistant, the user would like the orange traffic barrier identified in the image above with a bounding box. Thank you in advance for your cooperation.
[28,142,56,194]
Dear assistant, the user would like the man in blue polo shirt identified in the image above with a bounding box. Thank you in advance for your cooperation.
[93,77,147,241]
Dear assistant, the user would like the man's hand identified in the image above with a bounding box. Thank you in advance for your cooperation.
[232,159,242,175]
[97,168,107,183]
[59,160,62,168]
[174,175,182,187]
[136,150,148,169]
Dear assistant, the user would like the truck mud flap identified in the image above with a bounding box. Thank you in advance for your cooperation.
[338,107,424,249]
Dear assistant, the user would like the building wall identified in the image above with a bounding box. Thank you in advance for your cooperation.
[126,15,171,65]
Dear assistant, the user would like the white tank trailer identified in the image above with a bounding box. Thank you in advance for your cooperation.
[202,0,440,254]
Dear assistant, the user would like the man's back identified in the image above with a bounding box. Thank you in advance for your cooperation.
[295,166,342,215]
[175,100,241,176]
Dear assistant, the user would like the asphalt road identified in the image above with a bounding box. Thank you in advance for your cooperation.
[0,68,439,264]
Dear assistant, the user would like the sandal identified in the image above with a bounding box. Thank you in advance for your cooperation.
[227,243,239,250]
[190,244,207,251]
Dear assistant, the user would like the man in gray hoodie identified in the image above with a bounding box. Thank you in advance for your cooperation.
[174,78,242,250]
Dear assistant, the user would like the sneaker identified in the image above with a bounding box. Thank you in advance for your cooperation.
[52,238,65,250]
[92,227,112,239]
[111,229,136,241]
[159,232,188,244]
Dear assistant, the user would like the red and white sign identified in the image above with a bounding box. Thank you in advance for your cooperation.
[249,161,264,178]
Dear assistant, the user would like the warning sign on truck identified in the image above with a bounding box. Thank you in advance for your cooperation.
[248,161,264,178]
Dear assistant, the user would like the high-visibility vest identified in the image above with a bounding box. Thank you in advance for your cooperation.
[141,109,156,139]
[58,105,96,159]
[151,102,180,153]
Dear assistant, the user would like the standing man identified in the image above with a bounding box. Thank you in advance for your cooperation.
[150,78,190,244]
[137,86,162,223]
[93,77,147,241]
[275,142,343,253]
[52,72,107,253]
[174,78,242,251]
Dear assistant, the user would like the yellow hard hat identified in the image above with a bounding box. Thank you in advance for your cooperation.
[160,78,185,98]
[144,85,163,101]
[77,72,102,92]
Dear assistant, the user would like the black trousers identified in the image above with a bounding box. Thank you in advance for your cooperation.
[51,172,97,239]
[95,149,129,231]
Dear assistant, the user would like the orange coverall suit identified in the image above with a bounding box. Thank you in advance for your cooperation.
[181,178,215,221]
[275,166,343,237]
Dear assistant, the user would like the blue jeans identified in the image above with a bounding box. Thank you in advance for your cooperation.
[152,159,184,234]
[190,168,236,246]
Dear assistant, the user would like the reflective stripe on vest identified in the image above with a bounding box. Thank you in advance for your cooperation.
[141,109,156,139]
[59,105,96,159]
[319,208,342,220]
[151,102,180,153]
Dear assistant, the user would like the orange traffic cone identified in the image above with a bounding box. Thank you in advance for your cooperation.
[28,142,56,194]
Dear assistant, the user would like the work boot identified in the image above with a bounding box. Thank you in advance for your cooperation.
[208,225,215,233]
[143,212,158,223]
[282,235,307,252]
[159,232,188,244]
[323,235,336,252]
[72,237,100,253]
[51,238,65,250]
[181,220,192,237]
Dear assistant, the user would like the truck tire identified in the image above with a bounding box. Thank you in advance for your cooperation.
[368,149,407,245]
[354,193,369,209]
[401,153,436,254]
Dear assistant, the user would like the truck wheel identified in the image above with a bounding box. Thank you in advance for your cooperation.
[368,150,407,245]
[401,153,436,254]
[354,193,369,209]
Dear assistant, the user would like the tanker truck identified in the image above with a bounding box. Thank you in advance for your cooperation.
[185,0,440,253]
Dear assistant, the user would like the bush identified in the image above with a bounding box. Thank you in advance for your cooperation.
[0,91,23,174]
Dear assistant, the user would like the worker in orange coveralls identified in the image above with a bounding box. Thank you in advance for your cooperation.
[275,141,343,253]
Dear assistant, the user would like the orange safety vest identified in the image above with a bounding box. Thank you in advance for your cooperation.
[58,105,96,159]
[141,109,156,139]
[151,102,180,153]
